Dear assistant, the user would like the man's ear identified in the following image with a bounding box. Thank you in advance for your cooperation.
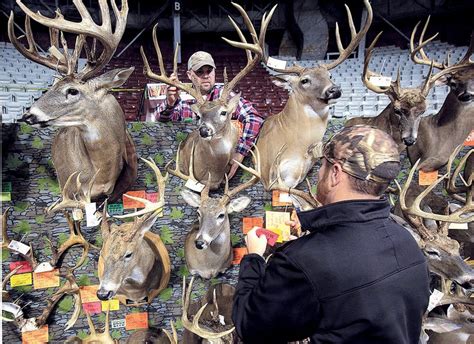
[88,67,134,91]
[330,163,344,187]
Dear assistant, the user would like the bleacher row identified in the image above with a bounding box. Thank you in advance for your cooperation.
[0,39,468,123]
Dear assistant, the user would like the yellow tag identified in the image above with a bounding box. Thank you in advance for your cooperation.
[277,223,291,242]
[265,211,291,240]
[11,273,33,287]
[101,299,120,311]
[268,228,283,243]
[418,170,438,186]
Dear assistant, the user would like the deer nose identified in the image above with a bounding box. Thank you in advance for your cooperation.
[403,137,416,146]
[325,86,341,100]
[199,126,210,138]
[21,112,37,125]
[96,289,114,301]
[195,240,205,250]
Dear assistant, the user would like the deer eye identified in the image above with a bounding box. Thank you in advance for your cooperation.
[425,249,440,258]
[301,78,310,85]
[394,108,403,116]
[220,111,227,116]
[124,252,133,260]
[66,88,79,97]
[217,213,225,220]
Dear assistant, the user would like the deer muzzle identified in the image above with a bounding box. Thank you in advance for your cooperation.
[323,85,342,101]
[403,136,417,146]
[199,126,213,138]
[96,288,115,301]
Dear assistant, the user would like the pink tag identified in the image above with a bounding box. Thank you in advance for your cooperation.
[256,228,279,246]
[82,302,102,315]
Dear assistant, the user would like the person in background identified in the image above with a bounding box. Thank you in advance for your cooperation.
[155,51,264,179]
[232,125,430,344]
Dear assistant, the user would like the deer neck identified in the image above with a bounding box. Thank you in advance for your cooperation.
[435,91,472,126]
[203,122,238,157]
[125,242,155,286]
[288,95,330,122]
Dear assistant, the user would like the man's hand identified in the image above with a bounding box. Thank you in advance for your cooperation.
[166,73,180,107]
[227,152,245,180]
[285,209,302,237]
[245,227,267,257]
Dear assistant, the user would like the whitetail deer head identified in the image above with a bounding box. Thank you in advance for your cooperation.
[182,277,236,343]
[396,147,474,291]
[169,146,260,279]
[97,158,171,303]
[141,3,274,189]
[125,323,177,344]
[360,32,437,146]
[9,0,137,202]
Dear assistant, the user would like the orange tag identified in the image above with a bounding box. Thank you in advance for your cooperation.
[464,130,474,146]
[122,190,146,209]
[231,120,244,137]
[419,170,439,185]
[242,217,264,234]
[126,312,148,330]
[232,247,248,265]
[79,285,100,303]
[33,269,59,289]
[272,190,292,207]
[22,325,48,343]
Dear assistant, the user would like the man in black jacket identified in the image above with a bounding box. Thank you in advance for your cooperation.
[232,125,430,344]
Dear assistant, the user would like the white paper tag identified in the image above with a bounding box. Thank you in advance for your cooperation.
[85,203,100,227]
[72,208,84,221]
[111,319,126,329]
[448,222,469,230]
[218,314,226,326]
[427,288,444,312]
[279,191,292,203]
[267,56,287,70]
[34,262,54,273]
[369,76,391,87]
[8,240,31,255]
[185,179,206,193]
[2,302,23,320]
[21,318,40,332]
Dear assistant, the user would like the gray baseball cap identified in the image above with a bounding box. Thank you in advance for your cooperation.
[187,51,216,71]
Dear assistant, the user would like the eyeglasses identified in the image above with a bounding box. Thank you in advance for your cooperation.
[194,67,214,77]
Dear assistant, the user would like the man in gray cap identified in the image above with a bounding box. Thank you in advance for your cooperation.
[155,51,264,179]
[232,125,430,344]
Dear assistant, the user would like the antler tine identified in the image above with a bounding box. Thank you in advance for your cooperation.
[222,147,261,204]
[8,12,69,73]
[321,0,373,70]
[446,145,472,196]
[167,141,199,184]
[201,173,212,202]
[182,277,234,340]
[420,60,435,97]
[3,265,23,293]
[163,321,178,344]
[459,31,474,65]
[115,157,168,219]
[141,24,204,104]
[220,2,272,101]
[1,207,12,249]
[362,31,390,94]
[410,17,443,69]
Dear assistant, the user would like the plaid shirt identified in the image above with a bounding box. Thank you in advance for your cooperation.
[155,85,264,156]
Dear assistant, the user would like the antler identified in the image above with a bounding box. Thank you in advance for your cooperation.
[47,170,99,215]
[166,141,200,183]
[446,145,473,198]
[163,321,178,344]
[220,2,277,101]
[116,157,168,219]
[11,0,128,80]
[410,17,474,84]
[221,147,261,205]
[182,277,235,340]
[395,159,474,224]
[320,0,373,70]
[141,25,204,104]
[2,207,12,249]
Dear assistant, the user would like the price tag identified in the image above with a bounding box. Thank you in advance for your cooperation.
[255,228,279,246]
[265,211,291,241]
[369,75,391,87]
[11,273,33,287]
[22,325,48,343]
[185,179,205,193]
[449,222,469,230]
[232,247,248,265]
[8,240,31,255]
[111,319,126,329]
[10,261,33,274]
[2,181,12,192]
[464,130,474,146]
[72,208,83,221]
[83,302,102,315]
[267,56,287,70]
[145,192,158,202]
[268,228,283,243]
[427,289,444,312]
[418,170,438,186]
[85,203,100,227]
[242,217,264,234]
[123,191,146,209]
[101,299,120,311]
[1,192,11,201]
[272,190,292,207]
[34,262,54,273]
[33,269,60,289]
[79,285,100,303]
[107,203,124,216]
[125,312,148,330]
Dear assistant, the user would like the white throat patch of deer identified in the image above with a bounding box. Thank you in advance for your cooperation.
[257,0,373,190]
[141,3,275,190]
[8,0,137,202]
[97,158,171,304]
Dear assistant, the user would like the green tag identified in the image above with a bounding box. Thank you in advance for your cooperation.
[107,203,124,215]
[183,118,193,123]
[1,192,11,202]
[2,182,12,193]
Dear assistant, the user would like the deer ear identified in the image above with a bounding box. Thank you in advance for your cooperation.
[88,67,135,91]
[227,196,251,214]
[434,74,452,86]
[181,189,201,208]
[190,104,201,118]
[271,74,295,92]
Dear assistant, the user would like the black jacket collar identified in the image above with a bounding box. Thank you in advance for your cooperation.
[298,198,391,233]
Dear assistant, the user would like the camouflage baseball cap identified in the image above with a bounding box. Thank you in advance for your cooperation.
[187,51,216,71]
[323,125,400,183]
